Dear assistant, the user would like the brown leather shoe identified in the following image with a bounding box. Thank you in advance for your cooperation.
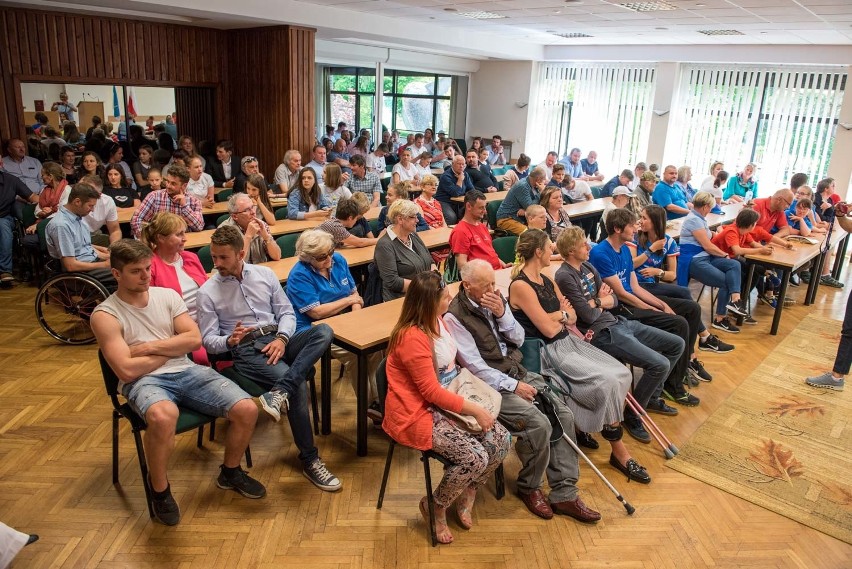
[551,496,602,523]
[517,489,553,520]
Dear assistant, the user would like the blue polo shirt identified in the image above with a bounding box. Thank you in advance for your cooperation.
[285,252,357,332]
[652,181,688,219]
[785,200,813,232]
[628,235,679,284]
[589,239,634,294]
[45,205,99,262]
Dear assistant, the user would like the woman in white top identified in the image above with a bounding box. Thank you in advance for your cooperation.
[185,156,215,207]
[321,163,352,216]
[699,161,724,195]
[392,149,420,185]
[414,151,432,178]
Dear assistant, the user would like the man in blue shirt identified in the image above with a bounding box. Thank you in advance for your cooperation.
[600,169,634,198]
[558,148,583,179]
[0,157,38,283]
[495,167,546,235]
[652,165,690,219]
[436,155,474,225]
[589,207,699,407]
[197,225,341,493]
[579,151,604,182]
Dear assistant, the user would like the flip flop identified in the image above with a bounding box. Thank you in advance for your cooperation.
[420,497,453,544]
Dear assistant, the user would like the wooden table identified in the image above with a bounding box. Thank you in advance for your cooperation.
[451,190,507,203]
[117,199,290,224]
[667,203,742,240]
[563,197,610,220]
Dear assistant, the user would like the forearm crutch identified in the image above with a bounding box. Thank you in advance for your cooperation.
[624,392,679,459]
[560,431,635,515]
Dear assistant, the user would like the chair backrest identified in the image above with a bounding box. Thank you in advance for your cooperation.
[486,199,503,230]
[37,218,51,254]
[197,245,214,272]
[590,185,602,199]
[376,358,389,413]
[216,213,231,226]
[214,189,233,203]
[274,206,289,221]
[492,235,518,265]
[98,349,123,407]
[275,233,300,258]
[369,218,383,236]
[519,338,544,374]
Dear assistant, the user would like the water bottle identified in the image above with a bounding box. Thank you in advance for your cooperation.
[745,190,753,202]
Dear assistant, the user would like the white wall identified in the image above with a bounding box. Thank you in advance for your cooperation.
[467,61,533,158]
[20,83,176,119]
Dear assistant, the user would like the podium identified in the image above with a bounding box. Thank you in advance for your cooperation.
[77,101,105,131]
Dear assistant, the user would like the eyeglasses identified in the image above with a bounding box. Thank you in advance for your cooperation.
[405,214,418,220]
[312,250,334,262]
[234,206,255,215]
[243,157,258,164]
[433,269,447,290]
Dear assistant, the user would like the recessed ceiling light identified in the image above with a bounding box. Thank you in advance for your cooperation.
[695,2,705,6]
[656,27,668,30]
[459,11,506,19]
[697,29,745,36]
[554,10,562,14]
[619,1,677,12]
[564,0,584,3]
[552,31,594,38]
[443,7,457,11]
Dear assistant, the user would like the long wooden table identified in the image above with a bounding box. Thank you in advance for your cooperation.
[667,203,742,240]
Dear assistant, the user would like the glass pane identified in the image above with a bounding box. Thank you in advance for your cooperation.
[395,74,436,97]
[383,76,393,94]
[330,93,355,131]
[396,97,433,133]
[383,97,394,131]
[358,95,374,134]
[436,76,452,97]
[358,73,376,93]
[329,73,356,93]
[435,99,451,134]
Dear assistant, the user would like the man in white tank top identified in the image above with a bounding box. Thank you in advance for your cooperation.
[91,239,265,526]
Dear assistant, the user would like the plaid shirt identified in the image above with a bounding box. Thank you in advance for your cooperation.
[131,190,204,237]
[345,171,382,201]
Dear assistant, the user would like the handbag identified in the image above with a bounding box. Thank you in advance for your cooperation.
[440,367,502,433]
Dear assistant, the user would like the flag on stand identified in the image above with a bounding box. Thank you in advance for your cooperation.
[112,86,120,118]
[126,87,138,117]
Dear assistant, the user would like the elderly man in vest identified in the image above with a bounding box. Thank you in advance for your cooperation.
[443,258,600,524]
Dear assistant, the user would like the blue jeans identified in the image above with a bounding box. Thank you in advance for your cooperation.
[689,255,741,317]
[591,317,684,407]
[121,363,251,418]
[0,215,14,273]
[640,281,707,333]
[232,324,333,464]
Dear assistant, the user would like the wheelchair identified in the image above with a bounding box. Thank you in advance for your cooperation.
[35,260,112,345]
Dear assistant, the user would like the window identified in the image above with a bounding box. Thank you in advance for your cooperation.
[528,63,655,171]
[668,65,845,189]
[327,67,376,136]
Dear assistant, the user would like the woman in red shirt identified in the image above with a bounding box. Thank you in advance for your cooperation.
[383,271,510,544]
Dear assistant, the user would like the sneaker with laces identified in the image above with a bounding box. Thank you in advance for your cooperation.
[805,372,845,391]
[217,465,267,499]
[149,481,181,526]
[758,294,778,308]
[303,459,342,492]
[688,359,712,382]
[743,314,758,324]
[698,334,734,353]
[647,398,678,416]
[726,298,749,317]
[712,317,740,333]
[662,389,700,406]
[820,275,845,289]
[259,390,289,423]
[623,415,651,444]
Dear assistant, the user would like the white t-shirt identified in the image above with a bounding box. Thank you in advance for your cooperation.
[58,187,118,232]
[366,153,386,175]
[434,320,458,379]
[94,287,194,377]
[393,162,419,182]
[186,173,214,201]
[322,185,352,215]
[565,180,593,202]
[169,257,200,320]
[700,175,722,199]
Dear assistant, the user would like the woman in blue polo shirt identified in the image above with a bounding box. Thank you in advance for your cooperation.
[285,229,382,424]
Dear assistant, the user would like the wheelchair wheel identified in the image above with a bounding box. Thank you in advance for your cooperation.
[35,273,110,344]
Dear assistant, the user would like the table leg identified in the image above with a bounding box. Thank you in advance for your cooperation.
[806,252,826,306]
[737,262,756,327]
[832,234,849,280]
[321,349,331,435]
[770,269,790,335]
[356,351,368,456]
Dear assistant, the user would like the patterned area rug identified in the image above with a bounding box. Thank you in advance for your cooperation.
[667,314,851,544]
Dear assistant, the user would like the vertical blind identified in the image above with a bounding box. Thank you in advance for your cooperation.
[528,63,656,172]
[667,64,845,189]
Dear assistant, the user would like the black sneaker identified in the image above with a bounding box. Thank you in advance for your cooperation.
[726,298,749,317]
[712,317,740,333]
[303,459,342,492]
[743,314,758,325]
[149,482,181,526]
[688,359,713,382]
[647,398,678,416]
[662,389,700,407]
[217,465,267,499]
[698,334,734,353]
[623,417,651,444]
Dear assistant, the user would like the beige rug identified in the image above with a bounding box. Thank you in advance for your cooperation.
[667,314,852,544]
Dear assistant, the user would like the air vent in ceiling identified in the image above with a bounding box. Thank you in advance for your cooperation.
[459,11,506,20]
[697,29,745,36]
[552,32,594,38]
[619,2,677,12]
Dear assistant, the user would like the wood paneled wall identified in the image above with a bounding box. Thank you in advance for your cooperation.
[226,26,316,178]
[0,8,317,177]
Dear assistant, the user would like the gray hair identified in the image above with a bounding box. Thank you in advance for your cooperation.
[388,199,420,224]
[283,149,300,164]
[295,229,334,261]
[529,166,547,181]
[460,258,494,283]
[227,192,252,213]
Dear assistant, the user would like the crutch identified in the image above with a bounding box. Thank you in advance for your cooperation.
[536,386,635,515]
[624,392,679,459]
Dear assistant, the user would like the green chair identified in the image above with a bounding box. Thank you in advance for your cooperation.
[98,350,252,520]
[215,189,233,203]
[274,207,290,221]
[375,358,504,546]
[275,233,300,258]
[486,199,503,231]
[590,185,602,199]
[519,338,545,374]
[216,213,231,226]
[197,246,214,272]
[369,219,383,236]
[492,235,518,265]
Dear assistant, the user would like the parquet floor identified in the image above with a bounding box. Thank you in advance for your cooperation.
[2,271,851,568]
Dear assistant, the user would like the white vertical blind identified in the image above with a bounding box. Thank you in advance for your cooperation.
[527,63,655,172]
[668,64,845,189]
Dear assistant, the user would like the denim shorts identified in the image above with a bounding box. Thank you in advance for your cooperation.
[120,364,251,418]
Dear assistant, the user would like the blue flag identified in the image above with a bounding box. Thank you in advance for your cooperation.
[112,85,120,118]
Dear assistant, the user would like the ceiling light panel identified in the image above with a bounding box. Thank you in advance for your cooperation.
[459,11,506,19]
[618,1,677,13]
[697,29,745,35]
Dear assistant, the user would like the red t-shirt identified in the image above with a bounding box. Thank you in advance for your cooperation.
[449,219,501,269]
[711,223,774,256]
[752,197,788,234]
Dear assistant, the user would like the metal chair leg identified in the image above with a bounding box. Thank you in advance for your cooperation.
[376,441,396,509]
[112,411,120,484]
[495,464,505,500]
[422,453,438,547]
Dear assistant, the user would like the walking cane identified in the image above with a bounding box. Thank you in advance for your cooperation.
[624,392,679,459]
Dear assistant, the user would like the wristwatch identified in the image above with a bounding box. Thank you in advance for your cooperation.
[593,297,602,308]
[659,269,665,278]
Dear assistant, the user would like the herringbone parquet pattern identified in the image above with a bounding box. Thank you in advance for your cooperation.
[2,277,851,568]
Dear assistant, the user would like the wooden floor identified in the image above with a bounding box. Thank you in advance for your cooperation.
[1,270,851,568]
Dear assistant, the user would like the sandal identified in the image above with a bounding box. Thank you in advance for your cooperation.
[455,486,476,530]
[420,497,453,544]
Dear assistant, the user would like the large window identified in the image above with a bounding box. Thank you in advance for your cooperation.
[667,65,845,189]
[325,67,453,136]
[528,63,656,171]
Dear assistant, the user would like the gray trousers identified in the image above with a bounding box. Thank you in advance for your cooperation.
[498,372,580,503]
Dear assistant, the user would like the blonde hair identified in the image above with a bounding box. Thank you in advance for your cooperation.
[388,199,420,225]
[556,226,586,259]
[295,229,334,261]
[323,163,343,189]
[511,228,550,279]
[389,181,412,199]
[350,191,371,214]
[421,174,438,187]
[526,204,545,218]
[140,212,187,250]
[692,191,715,209]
